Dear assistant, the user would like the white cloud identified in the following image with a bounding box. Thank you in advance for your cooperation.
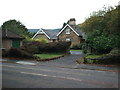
[0,0,119,29]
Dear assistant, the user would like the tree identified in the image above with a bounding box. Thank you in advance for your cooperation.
[78,5,120,54]
[1,19,31,37]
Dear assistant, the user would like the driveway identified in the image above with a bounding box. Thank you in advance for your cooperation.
[39,51,84,66]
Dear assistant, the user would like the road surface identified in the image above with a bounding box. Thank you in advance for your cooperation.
[1,51,119,88]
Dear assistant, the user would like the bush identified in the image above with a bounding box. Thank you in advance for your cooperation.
[34,38,48,43]
[110,48,120,54]
[71,44,82,49]
[81,43,88,54]
[22,41,71,54]
[83,48,120,64]
[97,54,120,64]
[3,48,36,59]
[85,30,120,54]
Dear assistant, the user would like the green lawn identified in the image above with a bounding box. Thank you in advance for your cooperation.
[70,49,83,52]
[34,53,63,59]
[76,54,103,64]
[85,54,103,59]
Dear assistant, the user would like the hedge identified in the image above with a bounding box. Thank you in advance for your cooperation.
[22,41,71,54]
[83,48,120,64]
[2,48,37,59]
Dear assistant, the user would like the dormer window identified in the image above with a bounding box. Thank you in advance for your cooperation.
[66,29,70,34]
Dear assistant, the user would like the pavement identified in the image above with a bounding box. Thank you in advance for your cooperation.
[1,51,120,88]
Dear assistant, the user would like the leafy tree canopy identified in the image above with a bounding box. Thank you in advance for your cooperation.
[1,19,32,38]
[78,5,120,54]
[79,5,120,35]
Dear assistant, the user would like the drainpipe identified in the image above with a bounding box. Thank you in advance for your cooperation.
[6,29,7,37]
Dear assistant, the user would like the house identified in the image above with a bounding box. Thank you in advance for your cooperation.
[1,29,24,49]
[32,18,83,47]
[32,28,60,42]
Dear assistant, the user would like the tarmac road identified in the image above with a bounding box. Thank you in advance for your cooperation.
[1,51,119,88]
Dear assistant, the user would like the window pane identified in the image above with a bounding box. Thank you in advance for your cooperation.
[66,38,71,42]
[66,29,70,34]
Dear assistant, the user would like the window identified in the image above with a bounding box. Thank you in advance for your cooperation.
[66,38,71,42]
[66,29,70,34]
[38,31,43,34]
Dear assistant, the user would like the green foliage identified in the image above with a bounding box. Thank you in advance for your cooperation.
[80,5,120,34]
[80,43,87,54]
[79,5,120,54]
[70,49,83,52]
[71,44,82,49]
[34,53,63,59]
[22,41,71,54]
[1,19,31,37]
[83,48,120,64]
[86,30,120,54]
[80,16,105,33]
[34,38,48,43]
[2,48,36,59]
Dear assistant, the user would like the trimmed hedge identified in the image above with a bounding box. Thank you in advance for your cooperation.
[22,41,71,54]
[83,48,120,64]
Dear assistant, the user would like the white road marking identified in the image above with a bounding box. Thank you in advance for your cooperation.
[20,72,82,82]
[3,64,118,87]
[2,64,93,76]
[16,61,36,65]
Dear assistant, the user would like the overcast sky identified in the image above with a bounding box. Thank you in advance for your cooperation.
[0,0,119,29]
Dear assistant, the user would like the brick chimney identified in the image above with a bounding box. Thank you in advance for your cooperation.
[67,18,76,28]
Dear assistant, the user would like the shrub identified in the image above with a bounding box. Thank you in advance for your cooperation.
[3,48,36,59]
[22,41,71,54]
[81,43,88,54]
[71,44,82,49]
[2,49,8,57]
[97,54,120,64]
[83,48,120,64]
[110,48,120,54]
[34,38,48,43]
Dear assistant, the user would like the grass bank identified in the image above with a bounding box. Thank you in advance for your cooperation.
[34,53,64,59]
[70,49,83,52]
[76,53,120,65]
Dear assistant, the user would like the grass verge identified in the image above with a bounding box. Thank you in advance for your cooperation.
[34,53,64,59]
[70,49,83,52]
[76,54,103,64]
[85,54,103,59]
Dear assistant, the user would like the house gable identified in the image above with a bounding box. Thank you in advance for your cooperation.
[57,24,80,37]
[32,29,51,39]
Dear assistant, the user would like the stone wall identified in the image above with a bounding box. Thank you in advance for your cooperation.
[34,34,50,42]
[58,26,81,46]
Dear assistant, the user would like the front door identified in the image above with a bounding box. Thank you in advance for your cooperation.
[12,40,20,48]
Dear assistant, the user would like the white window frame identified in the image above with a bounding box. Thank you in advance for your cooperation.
[66,29,70,34]
[66,38,71,42]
